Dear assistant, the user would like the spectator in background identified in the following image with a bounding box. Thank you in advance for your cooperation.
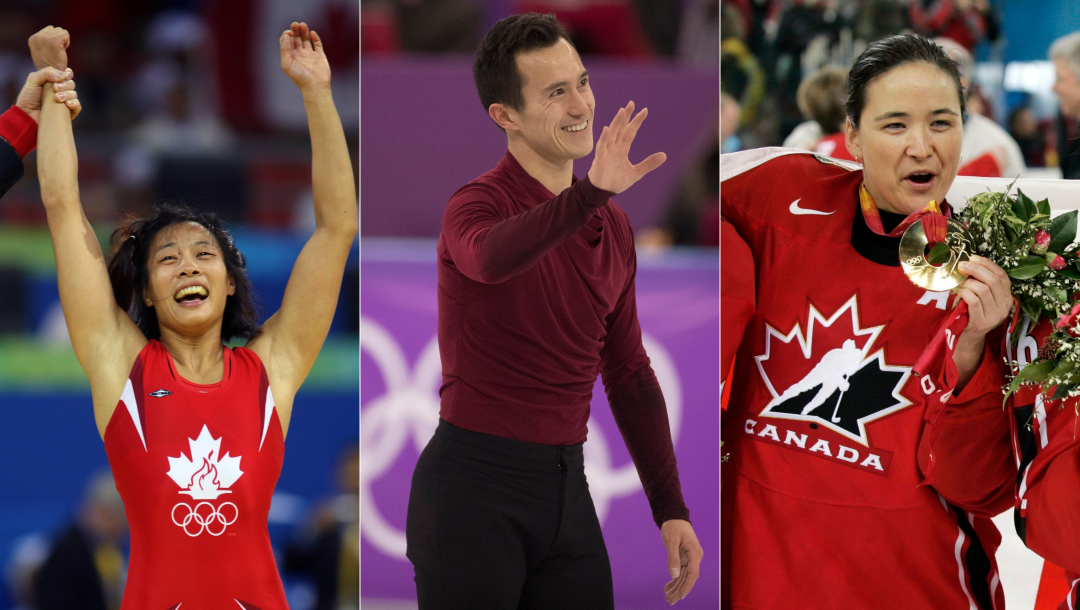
[128,78,235,155]
[6,533,50,610]
[720,3,765,129]
[721,90,741,153]
[908,0,998,52]
[285,444,359,610]
[771,0,845,138]
[1009,105,1046,167]
[128,10,234,156]
[632,0,683,58]
[512,1,655,57]
[643,120,720,248]
[395,0,482,53]
[678,0,719,66]
[35,470,128,610]
[1050,31,1080,180]
[853,0,910,44]
[935,36,1026,179]
[783,65,853,160]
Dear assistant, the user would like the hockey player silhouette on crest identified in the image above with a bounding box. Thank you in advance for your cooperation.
[776,339,864,422]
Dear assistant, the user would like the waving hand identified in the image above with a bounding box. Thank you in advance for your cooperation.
[587,101,667,194]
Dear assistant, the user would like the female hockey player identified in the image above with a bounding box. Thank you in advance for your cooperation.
[721,34,1014,609]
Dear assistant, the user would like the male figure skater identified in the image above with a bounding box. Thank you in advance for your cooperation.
[406,13,702,609]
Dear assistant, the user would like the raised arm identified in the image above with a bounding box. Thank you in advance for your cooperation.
[444,102,666,284]
[37,69,146,436]
[247,22,357,434]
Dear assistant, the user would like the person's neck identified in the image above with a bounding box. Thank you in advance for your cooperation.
[507,138,575,195]
[159,327,226,384]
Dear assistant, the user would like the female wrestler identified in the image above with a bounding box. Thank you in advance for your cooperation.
[35,22,356,609]
[721,34,1014,608]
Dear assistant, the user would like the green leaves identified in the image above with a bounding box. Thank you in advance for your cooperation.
[1053,359,1077,379]
[1037,197,1052,218]
[960,187,1080,404]
[1049,284,1070,304]
[1048,210,1078,254]
[1008,359,1056,396]
[1008,255,1048,280]
[1012,191,1032,222]
[927,242,952,264]
[1058,265,1080,280]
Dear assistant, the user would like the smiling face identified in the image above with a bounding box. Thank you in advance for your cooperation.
[143,222,235,337]
[845,62,963,215]
[503,39,595,164]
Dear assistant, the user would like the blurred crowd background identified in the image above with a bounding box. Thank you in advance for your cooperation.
[0,0,359,609]
[360,0,720,249]
[719,0,1080,184]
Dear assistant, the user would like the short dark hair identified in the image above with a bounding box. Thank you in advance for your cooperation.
[107,203,261,342]
[473,13,572,113]
[845,34,966,129]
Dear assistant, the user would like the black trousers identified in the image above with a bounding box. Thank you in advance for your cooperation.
[406,418,614,610]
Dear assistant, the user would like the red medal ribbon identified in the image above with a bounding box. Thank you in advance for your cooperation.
[859,183,950,245]
[858,183,969,402]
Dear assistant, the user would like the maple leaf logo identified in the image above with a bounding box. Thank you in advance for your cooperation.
[166,425,243,500]
[755,295,912,446]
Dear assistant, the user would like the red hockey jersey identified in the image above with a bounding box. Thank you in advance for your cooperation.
[104,340,287,610]
[721,148,1014,609]
[1007,316,1080,609]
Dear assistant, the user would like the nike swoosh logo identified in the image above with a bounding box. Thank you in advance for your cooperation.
[789,199,835,216]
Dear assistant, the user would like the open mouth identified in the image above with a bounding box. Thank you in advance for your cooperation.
[562,120,589,133]
[174,285,209,303]
[905,171,935,185]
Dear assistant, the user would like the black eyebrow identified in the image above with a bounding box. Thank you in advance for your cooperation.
[155,241,177,253]
[874,109,959,121]
[541,70,589,95]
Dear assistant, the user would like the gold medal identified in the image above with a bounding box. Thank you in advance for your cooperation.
[899,218,973,291]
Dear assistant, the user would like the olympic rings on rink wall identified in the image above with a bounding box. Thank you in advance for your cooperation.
[359,316,683,560]
[172,501,239,537]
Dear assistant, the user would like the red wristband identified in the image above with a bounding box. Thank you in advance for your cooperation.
[0,106,38,159]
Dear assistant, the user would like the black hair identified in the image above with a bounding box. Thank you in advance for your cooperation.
[107,203,261,342]
[473,12,572,114]
[845,34,966,129]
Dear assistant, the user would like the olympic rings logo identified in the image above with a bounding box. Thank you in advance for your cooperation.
[360,316,682,560]
[172,501,239,537]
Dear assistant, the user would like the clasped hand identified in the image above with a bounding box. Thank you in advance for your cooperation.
[18,68,80,122]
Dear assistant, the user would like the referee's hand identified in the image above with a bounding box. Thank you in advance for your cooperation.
[660,519,702,604]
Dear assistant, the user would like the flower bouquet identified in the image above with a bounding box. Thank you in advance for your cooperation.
[952,186,1080,401]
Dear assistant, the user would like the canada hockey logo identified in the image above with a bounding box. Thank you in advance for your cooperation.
[167,425,243,536]
[755,295,912,447]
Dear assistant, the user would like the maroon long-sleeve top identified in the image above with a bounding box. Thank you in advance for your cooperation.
[436,151,689,526]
